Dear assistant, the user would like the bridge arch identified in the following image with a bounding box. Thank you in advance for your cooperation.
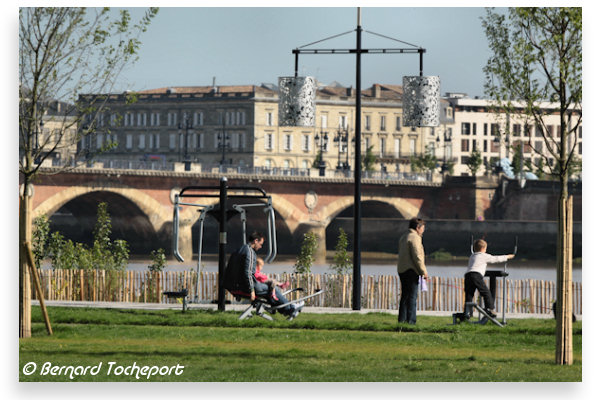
[34,182,171,233]
[317,195,424,226]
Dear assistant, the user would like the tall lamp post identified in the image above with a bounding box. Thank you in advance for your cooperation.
[178,116,193,171]
[279,8,440,310]
[314,130,328,176]
[218,117,229,170]
[333,127,350,171]
[437,129,452,173]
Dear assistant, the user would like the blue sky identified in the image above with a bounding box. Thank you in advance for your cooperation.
[111,6,494,98]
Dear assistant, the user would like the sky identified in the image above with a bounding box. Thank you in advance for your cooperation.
[110,6,493,98]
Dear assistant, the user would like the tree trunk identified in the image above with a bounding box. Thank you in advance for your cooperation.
[19,191,32,338]
[555,194,573,365]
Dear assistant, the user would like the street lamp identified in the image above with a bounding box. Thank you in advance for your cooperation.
[333,127,350,172]
[314,130,328,176]
[436,128,452,173]
[278,8,440,310]
[218,132,229,169]
[178,115,193,171]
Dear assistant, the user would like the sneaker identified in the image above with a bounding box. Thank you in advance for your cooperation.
[484,309,497,318]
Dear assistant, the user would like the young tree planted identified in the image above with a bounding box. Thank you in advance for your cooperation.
[482,7,581,365]
[19,7,158,338]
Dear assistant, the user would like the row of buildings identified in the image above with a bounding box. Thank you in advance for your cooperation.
[39,82,583,177]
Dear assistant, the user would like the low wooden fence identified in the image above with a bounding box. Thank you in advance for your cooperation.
[32,270,582,315]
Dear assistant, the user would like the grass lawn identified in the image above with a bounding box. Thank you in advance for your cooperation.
[19,306,582,382]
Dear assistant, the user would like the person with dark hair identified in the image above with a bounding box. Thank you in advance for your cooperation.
[224,231,303,318]
[464,239,514,318]
[397,218,428,324]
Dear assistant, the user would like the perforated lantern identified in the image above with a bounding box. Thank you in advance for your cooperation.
[402,76,441,127]
[278,76,316,127]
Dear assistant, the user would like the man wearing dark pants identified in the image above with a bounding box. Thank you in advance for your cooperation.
[397,218,428,324]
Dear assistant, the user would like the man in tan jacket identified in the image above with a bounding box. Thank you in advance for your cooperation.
[397,218,428,324]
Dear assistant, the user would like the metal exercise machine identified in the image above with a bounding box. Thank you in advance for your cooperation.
[171,178,278,309]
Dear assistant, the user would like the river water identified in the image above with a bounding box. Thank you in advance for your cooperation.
[128,257,582,282]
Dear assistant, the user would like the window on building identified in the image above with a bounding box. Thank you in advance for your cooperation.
[512,124,521,136]
[148,134,154,149]
[265,133,273,150]
[461,156,469,165]
[266,112,273,126]
[483,140,488,153]
[284,134,292,151]
[198,133,204,149]
[409,138,416,155]
[365,115,371,131]
[446,107,453,118]
[461,122,470,135]
[491,123,499,135]
[96,133,103,149]
[534,141,543,152]
[524,125,531,137]
[483,123,488,136]
[138,134,145,149]
[461,139,469,152]
[265,159,272,169]
[169,134,176,149]
[579,142,582,154]
[339,115,348,129]
[578,126,582,139]
[379,138,386,157]
[472,139,477,151]
[194,112,204,126]
[548,125,554,138]
[283,159,290,169]
[302,135,310,151]
[126,134,133,149]
[472,123,477,135]
[321,114,327,129]
[302,160,309,169]
[396,116,402,131]
[394,138,401,158]
[535,125,544,137]
[380,115,386,131]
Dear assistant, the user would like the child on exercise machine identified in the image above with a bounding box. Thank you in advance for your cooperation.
[464,239,515,319]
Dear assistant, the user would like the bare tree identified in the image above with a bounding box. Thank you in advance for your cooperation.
[482,7,581,364]
[19,7,158,338]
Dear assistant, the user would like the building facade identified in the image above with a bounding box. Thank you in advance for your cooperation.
[444,94,583,177]
[79,83,428,174]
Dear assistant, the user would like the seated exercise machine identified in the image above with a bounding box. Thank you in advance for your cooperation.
[170,178,322,318]
[452,236,518,327]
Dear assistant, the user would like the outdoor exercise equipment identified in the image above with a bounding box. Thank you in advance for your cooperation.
[453,235,518,327]
[171,177,322,317]
[233,288,324,321]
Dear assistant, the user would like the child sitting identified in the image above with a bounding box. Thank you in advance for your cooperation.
[254,258,290,300]
[464,239,515,318]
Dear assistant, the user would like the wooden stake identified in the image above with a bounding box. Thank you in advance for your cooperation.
[24,241,52,335]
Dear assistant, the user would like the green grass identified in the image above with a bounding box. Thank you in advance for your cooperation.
[19,306,582,382]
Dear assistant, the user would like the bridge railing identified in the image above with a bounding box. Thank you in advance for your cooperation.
[46,158,434,181]
[32,270,581,315]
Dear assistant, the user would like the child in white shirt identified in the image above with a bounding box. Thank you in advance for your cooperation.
[464,239,515,318]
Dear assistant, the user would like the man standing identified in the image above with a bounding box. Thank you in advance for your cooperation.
[224,231,303,317]
[397,218,428,324]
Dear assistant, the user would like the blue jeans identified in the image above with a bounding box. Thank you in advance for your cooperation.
[253,281,294,315]
[398,269,419,324]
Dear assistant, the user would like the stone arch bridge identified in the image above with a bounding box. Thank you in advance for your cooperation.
[25,168,496,262]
